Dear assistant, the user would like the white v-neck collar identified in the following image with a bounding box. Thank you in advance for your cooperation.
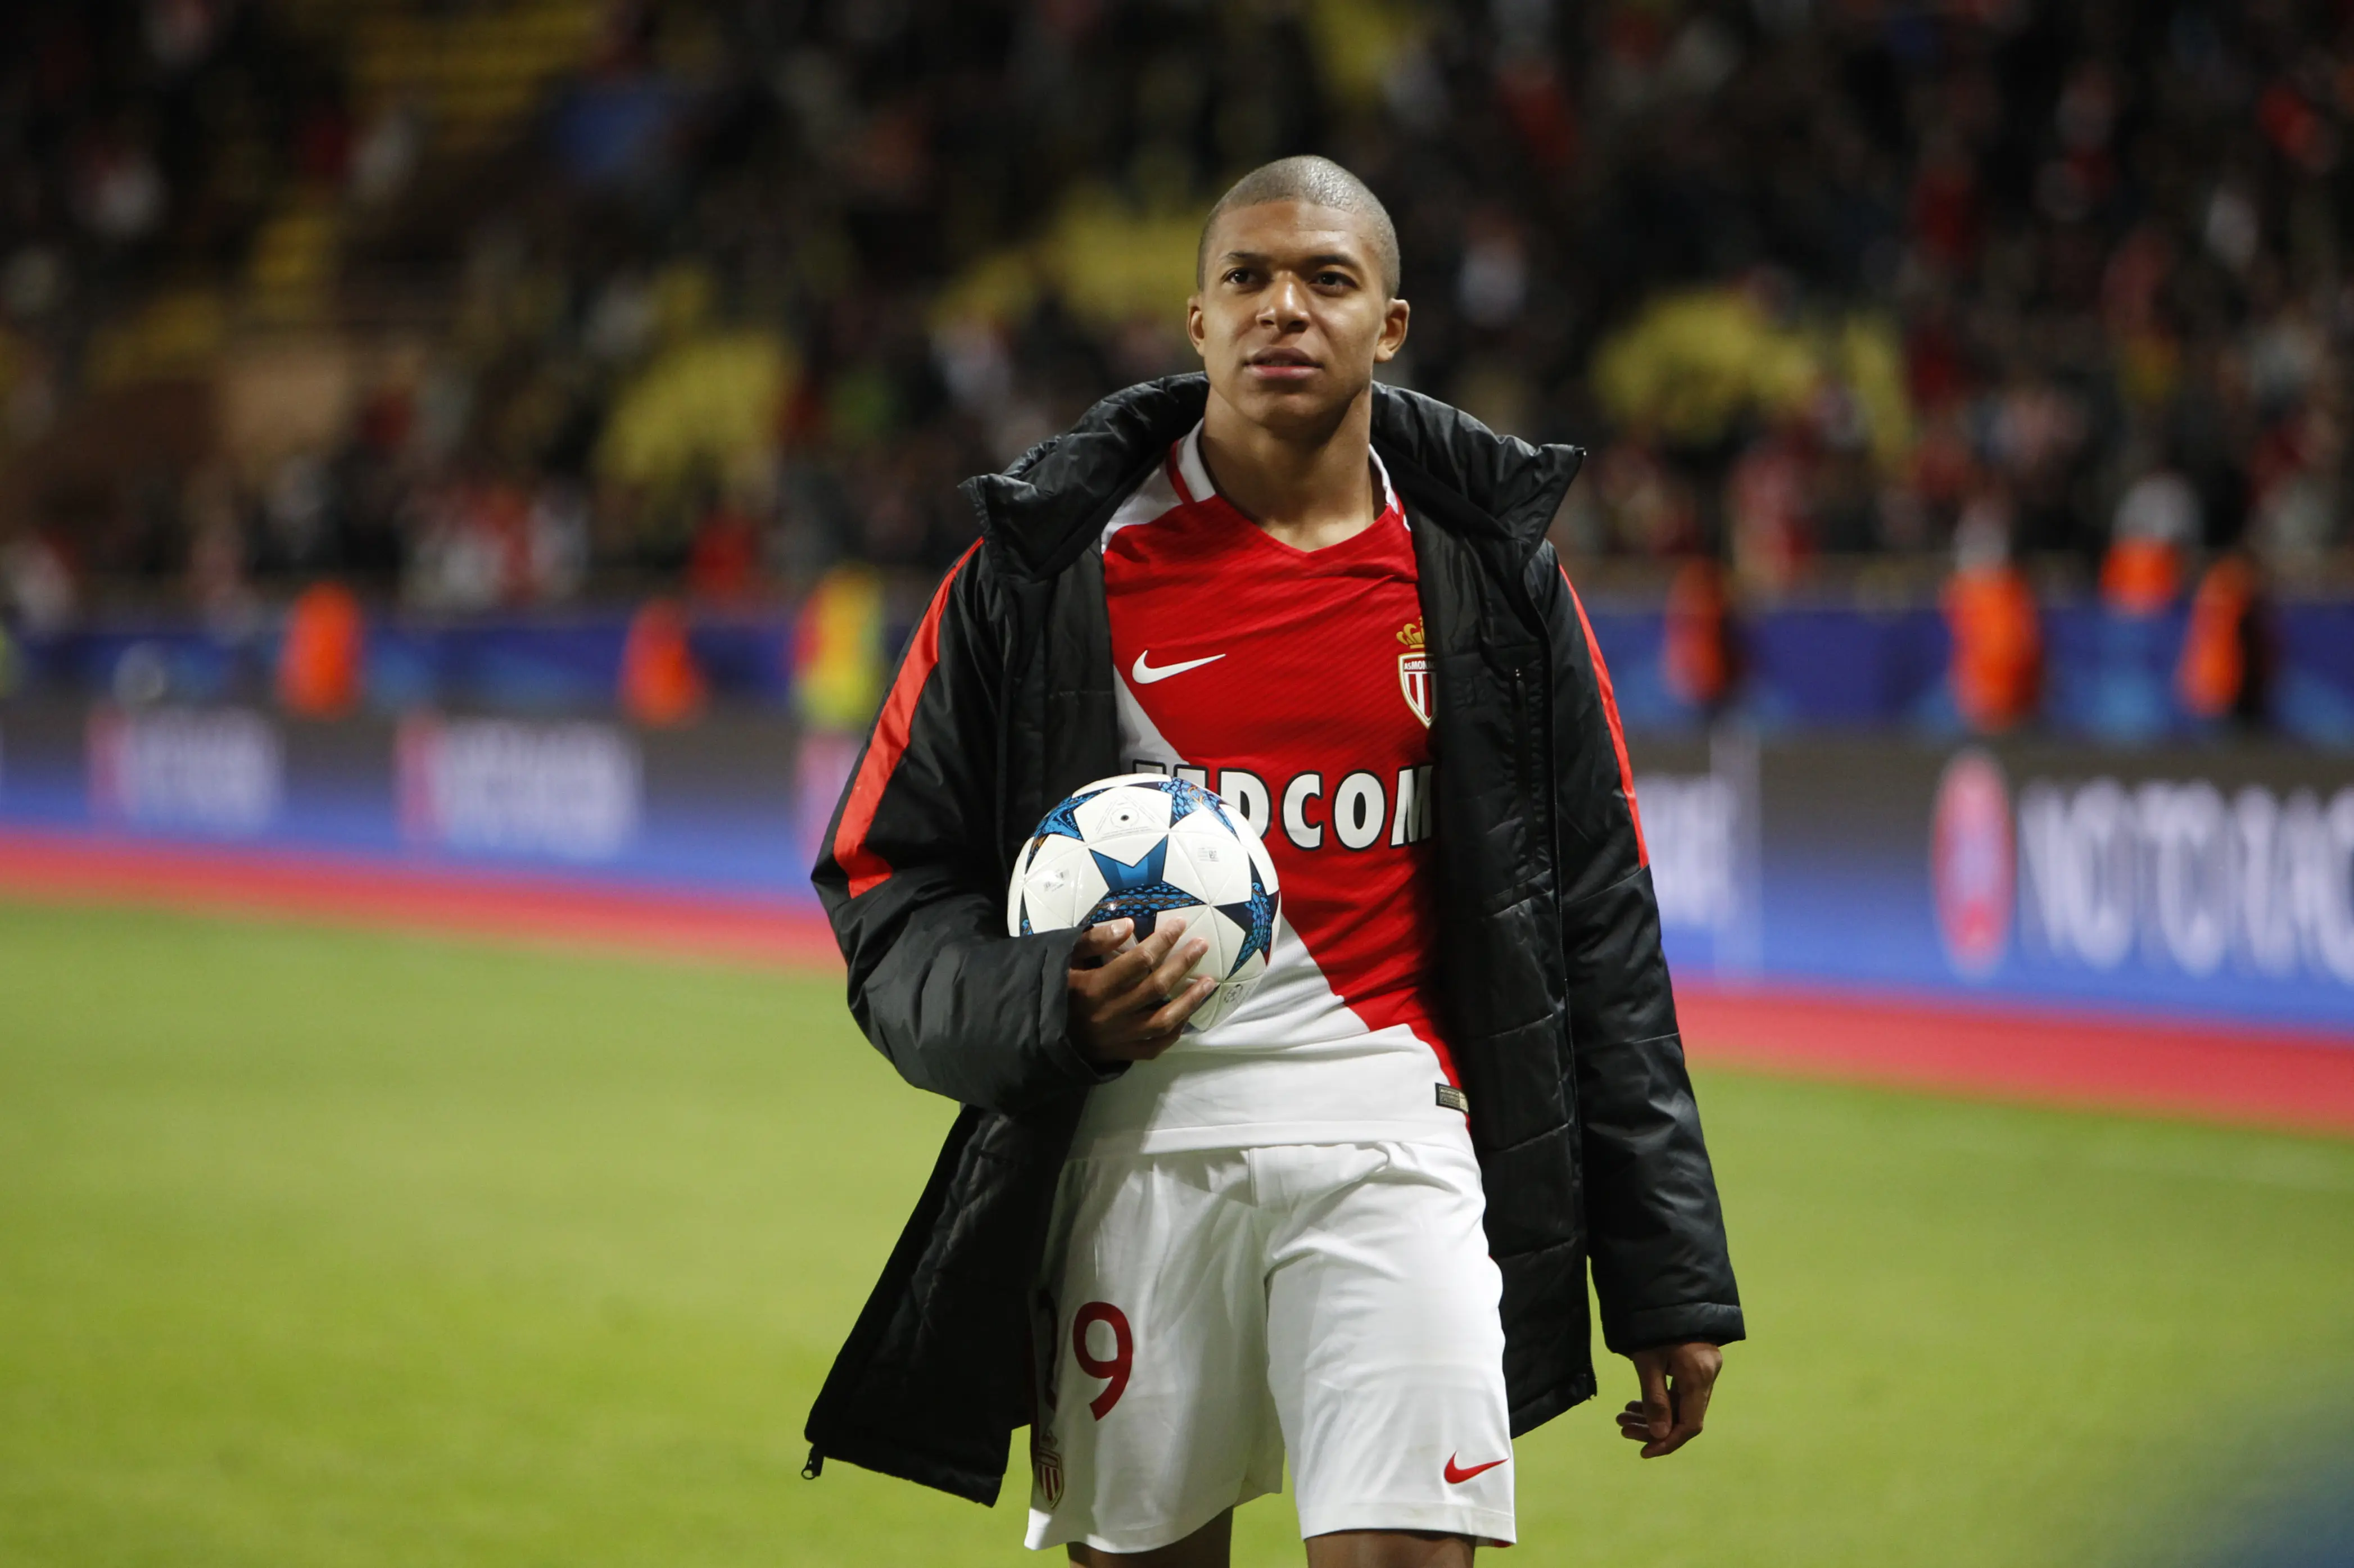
[1176,420,1401,524]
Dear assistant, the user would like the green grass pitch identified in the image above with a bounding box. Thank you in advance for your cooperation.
[3,898,2352,1566]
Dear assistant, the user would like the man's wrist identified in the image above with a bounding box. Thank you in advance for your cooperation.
[1602,1300,1746,1355]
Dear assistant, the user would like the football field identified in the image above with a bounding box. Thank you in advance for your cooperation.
[4,898,2352,1567]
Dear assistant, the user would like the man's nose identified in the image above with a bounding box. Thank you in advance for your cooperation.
[1257,276,1310,329]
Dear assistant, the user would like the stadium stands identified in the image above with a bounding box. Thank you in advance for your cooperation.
[0,0,2348,737]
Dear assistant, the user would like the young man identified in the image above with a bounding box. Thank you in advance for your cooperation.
[805,157,1742,1566]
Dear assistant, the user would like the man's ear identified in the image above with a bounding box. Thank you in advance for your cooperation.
[1374,296,1411,363]
[1186,296,1207,359]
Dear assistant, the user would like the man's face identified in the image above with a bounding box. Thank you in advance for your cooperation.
[1189,201,1410,436]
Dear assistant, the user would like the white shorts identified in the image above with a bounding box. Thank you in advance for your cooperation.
[1023,1136,1514,1555]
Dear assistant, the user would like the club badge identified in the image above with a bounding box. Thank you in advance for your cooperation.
[1397,619,1432,727]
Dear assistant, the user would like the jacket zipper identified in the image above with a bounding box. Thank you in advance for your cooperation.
[1512,664,1542,846]
[1511,664,1528,788]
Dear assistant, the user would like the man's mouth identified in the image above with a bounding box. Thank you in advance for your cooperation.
[1245,350,1319,380]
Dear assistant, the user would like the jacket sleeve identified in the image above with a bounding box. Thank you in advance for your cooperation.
[1533,546,1745,1353]
[812,543,1115,1113]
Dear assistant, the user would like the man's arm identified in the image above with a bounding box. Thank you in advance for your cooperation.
[1532,546,1744,1399]
[813,544,1115,1113]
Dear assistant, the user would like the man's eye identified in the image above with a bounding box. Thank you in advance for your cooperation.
[1224,269,1253,285]
[1316,273,1353,288]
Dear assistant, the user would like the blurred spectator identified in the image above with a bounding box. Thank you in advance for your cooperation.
[349,102,423,207]
[1944,490,2042,732]
[2105,456,2201,615]
[405,478,535,612]
[3,530,77,634]
[528,483,591,605]
[276,580,363,719]
[1726,415,1816,592]
[618,597,705,726]
[686,491,763,603]
[74,126,166,244]
[1662,557,1737,713]
[2176,554,2267,723]
[183,461,257,633]
[2249,400,2343,572]
[793,563,887,732]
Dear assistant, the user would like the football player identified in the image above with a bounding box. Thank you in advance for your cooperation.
[807,156,1742,1568]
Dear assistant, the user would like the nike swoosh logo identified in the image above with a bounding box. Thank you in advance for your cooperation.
[1130,650,1225,685]
[1443,1454,1508,1484]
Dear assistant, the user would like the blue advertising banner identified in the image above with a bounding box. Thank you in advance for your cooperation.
[0,699,826,905]
[1637,730,2354,1034]
[4,694,2351,1035]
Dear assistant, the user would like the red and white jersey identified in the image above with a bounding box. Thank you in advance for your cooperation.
[1072,423,1464,1156]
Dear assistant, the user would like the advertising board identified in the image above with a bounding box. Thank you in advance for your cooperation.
[0,699,811,901]
[1636,729,2354,1032]
[3,695,2350,1035]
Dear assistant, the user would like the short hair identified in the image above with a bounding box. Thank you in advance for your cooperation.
[1196,156,1401,298]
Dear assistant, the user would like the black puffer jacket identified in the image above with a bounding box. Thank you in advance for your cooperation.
[805,375,1741,1504]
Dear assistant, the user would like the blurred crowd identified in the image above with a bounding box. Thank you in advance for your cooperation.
[1,0,2351,635]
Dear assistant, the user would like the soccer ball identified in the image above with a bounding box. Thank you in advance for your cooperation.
[1007,773,1281,1034]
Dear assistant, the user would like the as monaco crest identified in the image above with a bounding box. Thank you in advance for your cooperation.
[1397,620,1432,727]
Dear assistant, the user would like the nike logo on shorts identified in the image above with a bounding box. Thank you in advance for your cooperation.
[1130,650,1225,684]
[1443,1453,1508,1484]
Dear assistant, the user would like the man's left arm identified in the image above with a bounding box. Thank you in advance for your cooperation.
[1532,547,1744,1453]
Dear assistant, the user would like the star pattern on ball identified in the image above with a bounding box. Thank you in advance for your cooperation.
[1034,791,1097,841]
[1157,776,1218,823]
[1090,837,1168,893]
[1215,859,1278,973]
[1086,885,1200,941]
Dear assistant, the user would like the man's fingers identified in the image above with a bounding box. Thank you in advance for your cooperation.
[1645,1420,1700,1457]
[1643,1405,1699,1457]
[1147,927,1211,998]
[1636,1355,1672,1440]
[1639,1353,1718,1458]
[1094,925,1207,1017]
[1676,1360,1717,1436]
[1116,978,1206,1062]
[1142,975,1215,1036]
[1073,920,1133,963]
[1614,1345,1723,1459]
[1067,919,1212,1061]
[1087,922,1179,995]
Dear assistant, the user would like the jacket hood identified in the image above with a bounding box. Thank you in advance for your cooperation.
[962,373,1585,582]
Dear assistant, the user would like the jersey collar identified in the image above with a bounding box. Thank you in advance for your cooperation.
[1170,421,1402,527]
